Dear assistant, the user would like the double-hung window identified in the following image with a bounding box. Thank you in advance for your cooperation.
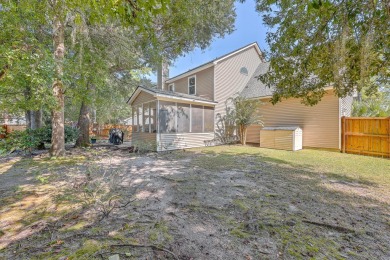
[168,83,175,92]
[188,76,196,95]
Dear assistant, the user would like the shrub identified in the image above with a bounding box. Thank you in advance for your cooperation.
[0,129,41,153]
[34,125,79,143]
[132,140,157,154]
[0,126,79,153]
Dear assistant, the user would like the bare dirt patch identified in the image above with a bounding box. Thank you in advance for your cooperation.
[0,146,389,259]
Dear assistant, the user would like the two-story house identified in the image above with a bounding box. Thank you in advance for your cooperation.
[127,42,352,151]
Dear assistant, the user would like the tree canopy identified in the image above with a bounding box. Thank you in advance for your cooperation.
[1,0,237,155]
[254,0,389,105]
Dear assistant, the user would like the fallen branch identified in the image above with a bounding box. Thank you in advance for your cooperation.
[110,243,179,260]
[302,220,355,233]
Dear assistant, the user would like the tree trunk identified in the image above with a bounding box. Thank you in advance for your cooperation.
[25,110,31,129]
[242,126,247,145]
[26,110,42,129]
[49,11,66,157]
[32,109,45,149]
[239,124,247,145]
[30,110,36,129]
[75,100,91,147]
[34,109,43,129]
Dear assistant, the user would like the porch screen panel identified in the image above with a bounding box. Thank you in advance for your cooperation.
[177,103,190,133]
[191,105,203,132]
[132,107,138,132]
[143,103,150,132]
[150,101,157,133]
[204,107,214,132]
[159,101,176,133]
[138,106,143,132]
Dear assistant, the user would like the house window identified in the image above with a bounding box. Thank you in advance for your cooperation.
[168,83,175,92]
[240,67,248,75]
[188,76,196,95]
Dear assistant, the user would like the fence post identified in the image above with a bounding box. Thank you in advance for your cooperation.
[341,116,346,153]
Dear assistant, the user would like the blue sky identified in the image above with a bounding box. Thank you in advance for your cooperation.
[148,0,268,82]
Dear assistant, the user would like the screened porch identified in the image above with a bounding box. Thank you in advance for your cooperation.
[131,100,215,151]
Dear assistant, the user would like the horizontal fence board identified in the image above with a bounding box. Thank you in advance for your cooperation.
[90,124,132,140]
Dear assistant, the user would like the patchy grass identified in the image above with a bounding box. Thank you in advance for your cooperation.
[191,153,246,171]
[0,145,389,259]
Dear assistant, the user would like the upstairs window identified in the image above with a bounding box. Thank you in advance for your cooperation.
[188,76,196,95]
[168,83,175,92]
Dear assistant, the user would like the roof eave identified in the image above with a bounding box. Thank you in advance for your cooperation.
[214,42,264,64]
[127,86,156,105]
[128,86,217,106]
[244,86,335,100]
[165,63,214,84]
[156,94,217,106]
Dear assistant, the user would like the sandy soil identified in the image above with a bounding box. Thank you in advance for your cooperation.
[0,146,389,259]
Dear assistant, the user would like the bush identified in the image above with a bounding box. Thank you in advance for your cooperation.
[0,129,41,153]
[0,126,79,153]
[34,125,79,143]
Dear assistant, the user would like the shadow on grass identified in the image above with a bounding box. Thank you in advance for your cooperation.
[189,148,381,187]
[0,146,389,259]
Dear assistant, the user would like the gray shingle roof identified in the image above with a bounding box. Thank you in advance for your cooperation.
[240,62,274,99]
[137,86,216,103]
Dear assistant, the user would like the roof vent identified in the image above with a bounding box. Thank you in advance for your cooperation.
[240,67,248,75]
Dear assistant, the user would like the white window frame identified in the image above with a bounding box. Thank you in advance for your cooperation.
[168,83,175,92]
[188,75,196,95]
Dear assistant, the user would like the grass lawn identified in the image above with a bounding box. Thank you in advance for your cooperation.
[193,146,390,187]
[0,145,389,259]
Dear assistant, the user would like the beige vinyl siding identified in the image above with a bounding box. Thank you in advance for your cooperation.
[214,46,262,123]
[132,92,155,106]
[158,132,215,151]
[247,90,340,149]
[165,67,214,100]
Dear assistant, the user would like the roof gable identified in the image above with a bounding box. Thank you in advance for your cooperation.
[166,42,264,83]
[241,62,336,99]
[240,62,274,99]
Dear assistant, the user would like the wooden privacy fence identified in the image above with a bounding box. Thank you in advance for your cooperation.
[90,124,132,140]
[341,117,390,158]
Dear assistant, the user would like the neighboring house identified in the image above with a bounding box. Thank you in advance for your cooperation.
[127,42,352,151]
[0,113,26,125]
